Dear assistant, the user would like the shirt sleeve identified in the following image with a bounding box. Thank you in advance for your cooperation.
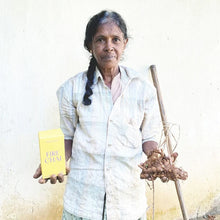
[141,87,161,144]
[56,80,77,140]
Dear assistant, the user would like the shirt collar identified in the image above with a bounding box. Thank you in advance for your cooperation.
[93,65,137,85]
[93,67,103,85]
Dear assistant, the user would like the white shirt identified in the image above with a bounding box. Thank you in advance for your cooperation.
[111,72,122,103]
[57,66,160,220]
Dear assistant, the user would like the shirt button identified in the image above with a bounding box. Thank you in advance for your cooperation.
[108,143,112,147]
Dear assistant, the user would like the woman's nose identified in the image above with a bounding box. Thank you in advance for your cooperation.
[105,40,113,52]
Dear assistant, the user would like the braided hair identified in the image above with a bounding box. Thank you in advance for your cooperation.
[83,10,128,105]
[82,56,97,105]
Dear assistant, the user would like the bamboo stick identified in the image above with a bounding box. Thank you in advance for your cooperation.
[150,65,188,220]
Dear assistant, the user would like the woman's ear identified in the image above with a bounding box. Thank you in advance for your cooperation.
[88,43,92,53]
[123,39,128,49]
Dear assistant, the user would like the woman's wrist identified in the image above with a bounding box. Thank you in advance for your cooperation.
[65,139,73,161]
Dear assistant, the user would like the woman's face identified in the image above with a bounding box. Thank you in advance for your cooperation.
[90,21,128,70]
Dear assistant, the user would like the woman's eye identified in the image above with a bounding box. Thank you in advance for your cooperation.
[96,38,104,42]
[113,37,120,42]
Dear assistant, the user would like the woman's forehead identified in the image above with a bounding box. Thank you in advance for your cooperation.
[94,22,123,37]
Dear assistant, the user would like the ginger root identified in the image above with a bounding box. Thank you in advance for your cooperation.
[139,149,188,182]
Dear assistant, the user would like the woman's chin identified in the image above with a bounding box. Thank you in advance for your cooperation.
[99,60,119,69]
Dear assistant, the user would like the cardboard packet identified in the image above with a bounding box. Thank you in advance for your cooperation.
[38,128,66,179]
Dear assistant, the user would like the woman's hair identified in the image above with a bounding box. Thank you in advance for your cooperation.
[82,10,128,105]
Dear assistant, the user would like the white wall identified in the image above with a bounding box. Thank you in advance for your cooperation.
[0,0,220,219]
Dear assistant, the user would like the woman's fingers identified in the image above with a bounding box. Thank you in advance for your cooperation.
[66,166,70,175]
[33,164,42,179]
[34,164,69,184]
[50,175,57,184]
[38,177,48,184]
[57,165,70,183]
[57,173,64,183]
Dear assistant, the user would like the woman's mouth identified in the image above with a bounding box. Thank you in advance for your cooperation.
[101,55,115,61]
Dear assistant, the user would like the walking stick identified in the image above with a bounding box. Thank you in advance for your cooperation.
[150,65,188,220]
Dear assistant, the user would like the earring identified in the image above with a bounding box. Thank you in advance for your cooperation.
[90,50,92,53]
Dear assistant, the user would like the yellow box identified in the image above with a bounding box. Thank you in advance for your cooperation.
[38,128,66,179]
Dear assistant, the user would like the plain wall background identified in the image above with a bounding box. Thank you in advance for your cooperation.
[0,0,220,219]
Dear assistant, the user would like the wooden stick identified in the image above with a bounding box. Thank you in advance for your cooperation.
[150,65,189,220]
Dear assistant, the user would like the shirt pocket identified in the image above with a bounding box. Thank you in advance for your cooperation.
[119,118,142,148]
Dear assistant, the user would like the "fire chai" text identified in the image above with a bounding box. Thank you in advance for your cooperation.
[45,151,62,164]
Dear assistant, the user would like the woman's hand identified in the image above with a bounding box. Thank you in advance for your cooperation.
[33,163,70,184]
[142,141,158,158]
[33,140,72,184]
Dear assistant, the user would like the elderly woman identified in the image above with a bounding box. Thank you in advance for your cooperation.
[34,10,160,220]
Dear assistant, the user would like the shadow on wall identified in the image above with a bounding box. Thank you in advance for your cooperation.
[189,195,220,220]
[1,190,64,220]
[2,187,220,219]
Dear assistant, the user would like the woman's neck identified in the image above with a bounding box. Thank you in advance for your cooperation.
[98,65,120,88]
